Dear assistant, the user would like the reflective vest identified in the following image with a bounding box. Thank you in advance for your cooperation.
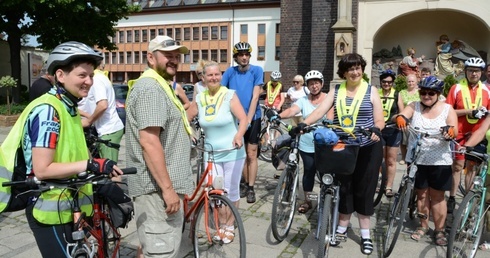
[0,94,92,224]
[266,81,282,107]
[459,79,484,124]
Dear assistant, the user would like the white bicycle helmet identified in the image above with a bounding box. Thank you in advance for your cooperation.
[305,70,324,84]
[233,42,252,55]
[464,57,485,69]
[270,70,282,81]
[47,41,103,75]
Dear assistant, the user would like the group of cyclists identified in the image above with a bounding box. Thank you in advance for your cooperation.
[264,55,490,255]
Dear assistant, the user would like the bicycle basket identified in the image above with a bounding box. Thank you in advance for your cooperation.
[96,183,134,228]
[272,134,292,170]
[314,140,360,175]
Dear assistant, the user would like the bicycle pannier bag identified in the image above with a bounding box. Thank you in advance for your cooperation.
[97,183,134,228]
[272,134,292,170]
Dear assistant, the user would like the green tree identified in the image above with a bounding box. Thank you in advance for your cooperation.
[0,0,140,102]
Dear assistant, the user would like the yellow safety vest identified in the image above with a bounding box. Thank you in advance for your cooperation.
[378,88,396,122]
[459,79,484,124]
[266,81,282,105]
[0,95,92,224]
[335,80,369,132]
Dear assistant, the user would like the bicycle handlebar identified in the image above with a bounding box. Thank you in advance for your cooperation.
[2,167,137,188]
[85,132,121,150]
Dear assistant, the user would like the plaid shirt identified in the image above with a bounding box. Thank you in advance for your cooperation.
[125,77,193,197]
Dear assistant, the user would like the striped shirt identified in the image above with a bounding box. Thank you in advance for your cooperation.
[333,84,375,147]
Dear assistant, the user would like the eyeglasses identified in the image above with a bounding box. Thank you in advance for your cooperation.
[237,52,250,57]
[293,81,300,84]
[347,66,362,73]
[419,90,437,96]
[381,80,393,84]
[159,39,180,48]
[466,68,482,74]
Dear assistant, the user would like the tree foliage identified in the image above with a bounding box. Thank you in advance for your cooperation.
[0,0,140,101]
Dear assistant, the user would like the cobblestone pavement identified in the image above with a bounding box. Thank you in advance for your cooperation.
[0,126,489,257]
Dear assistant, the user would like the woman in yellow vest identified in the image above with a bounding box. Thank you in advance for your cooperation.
[263,70,285,111]
[298,53,385,255]
[1,41,123,257]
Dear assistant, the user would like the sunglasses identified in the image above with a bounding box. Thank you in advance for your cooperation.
[419,90,437,96]
[381,80,393,84]
[293,81,300,84]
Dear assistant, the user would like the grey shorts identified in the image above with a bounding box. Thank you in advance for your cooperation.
[134,192,184,257]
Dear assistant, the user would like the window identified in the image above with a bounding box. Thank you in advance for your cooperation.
[158,28,164,35]
[276,23,280,34]
[150,29,156,40]
[202,26,209,40]
[240,24,247,35]
[211,26,218,40]
[220,49,227,63]
[184,28,190,40]
[184,53,190,63]
[111,34,116,43]
[126,52,132,64]
[119,52,124,64]
[175,28,181,41]
[201,49,208,61]
[118,31,124,43]
[134,51,140,64]
[166,28,173,38]
[193,27,200,40]
[275,46,280,61]
[211,50,218,62]
[134,30,140,42]
[258,24,265,34]
[127,31,132,43]
[111,52,116,64]
[258,46,265,60]
[142,51,147,63]
[104,53,110,64]
[192,50,199,63]
[142,29,148,42]
[220,26,228,40]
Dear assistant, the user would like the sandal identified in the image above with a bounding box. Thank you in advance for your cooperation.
[360,238,374,255]
[411,227,429,241]
[298,201,312,214]
[479,242,490,250]
[434,230,448,246]
[385,187,394,198]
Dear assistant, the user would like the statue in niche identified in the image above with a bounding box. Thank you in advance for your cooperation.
[399,47,425,78]
[434,34,482,79]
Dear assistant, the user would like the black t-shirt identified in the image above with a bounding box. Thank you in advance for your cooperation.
[29,77,53,101]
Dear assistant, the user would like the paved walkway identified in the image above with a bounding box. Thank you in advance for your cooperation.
[0,126,489,257]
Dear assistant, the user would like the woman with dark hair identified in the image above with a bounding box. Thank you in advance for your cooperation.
[378,70,401,197]
[297,53,385,255]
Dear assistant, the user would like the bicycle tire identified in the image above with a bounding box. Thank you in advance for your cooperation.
[271,164,299,241]
[193,194,246,257]
[101,204,121,258]
[383,181,413,257]
[447,191,484,258]
[374,162,387,207]
[317,193,333,258]
[258,126,284,162]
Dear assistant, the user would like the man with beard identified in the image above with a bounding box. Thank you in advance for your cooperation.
[126,36,194,258]
[446,57,490,216]
[221,41,264,203]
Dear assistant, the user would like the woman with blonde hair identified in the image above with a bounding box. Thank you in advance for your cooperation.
[193,59,208,101]
[286,74,309,126]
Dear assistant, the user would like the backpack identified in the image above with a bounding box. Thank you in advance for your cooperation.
[0,148,33,213]
[96,182,134,228]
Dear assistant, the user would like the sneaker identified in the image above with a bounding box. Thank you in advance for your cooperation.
[447,197,456,214]
[247,188,256,203]
[240,183,248,198]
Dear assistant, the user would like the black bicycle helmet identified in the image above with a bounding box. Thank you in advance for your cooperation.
[418,75,444,93]
[47,41,103,75]
[379,69,396,82]
[233,42,252,55]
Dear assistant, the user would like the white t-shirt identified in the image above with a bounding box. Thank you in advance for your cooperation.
[83,73,124,136]
[287,86,309,116]
[194,81,206,95]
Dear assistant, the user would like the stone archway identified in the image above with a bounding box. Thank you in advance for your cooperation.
[358,0,490,78]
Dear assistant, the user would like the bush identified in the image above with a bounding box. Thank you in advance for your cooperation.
[394,75,407,92]
[443,75,458,97]
[0,103,26,115]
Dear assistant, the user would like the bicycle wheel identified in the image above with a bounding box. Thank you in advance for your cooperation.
[259,126,284,162]
[373,162,387,207]
[447,191,484,258]
[271,164,299,241]
[193,194,246,257]
[383,181,413,257]
[317,193,333,258]
[101,205,121,258]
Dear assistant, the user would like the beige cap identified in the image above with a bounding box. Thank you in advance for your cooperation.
[148,36,189,54]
